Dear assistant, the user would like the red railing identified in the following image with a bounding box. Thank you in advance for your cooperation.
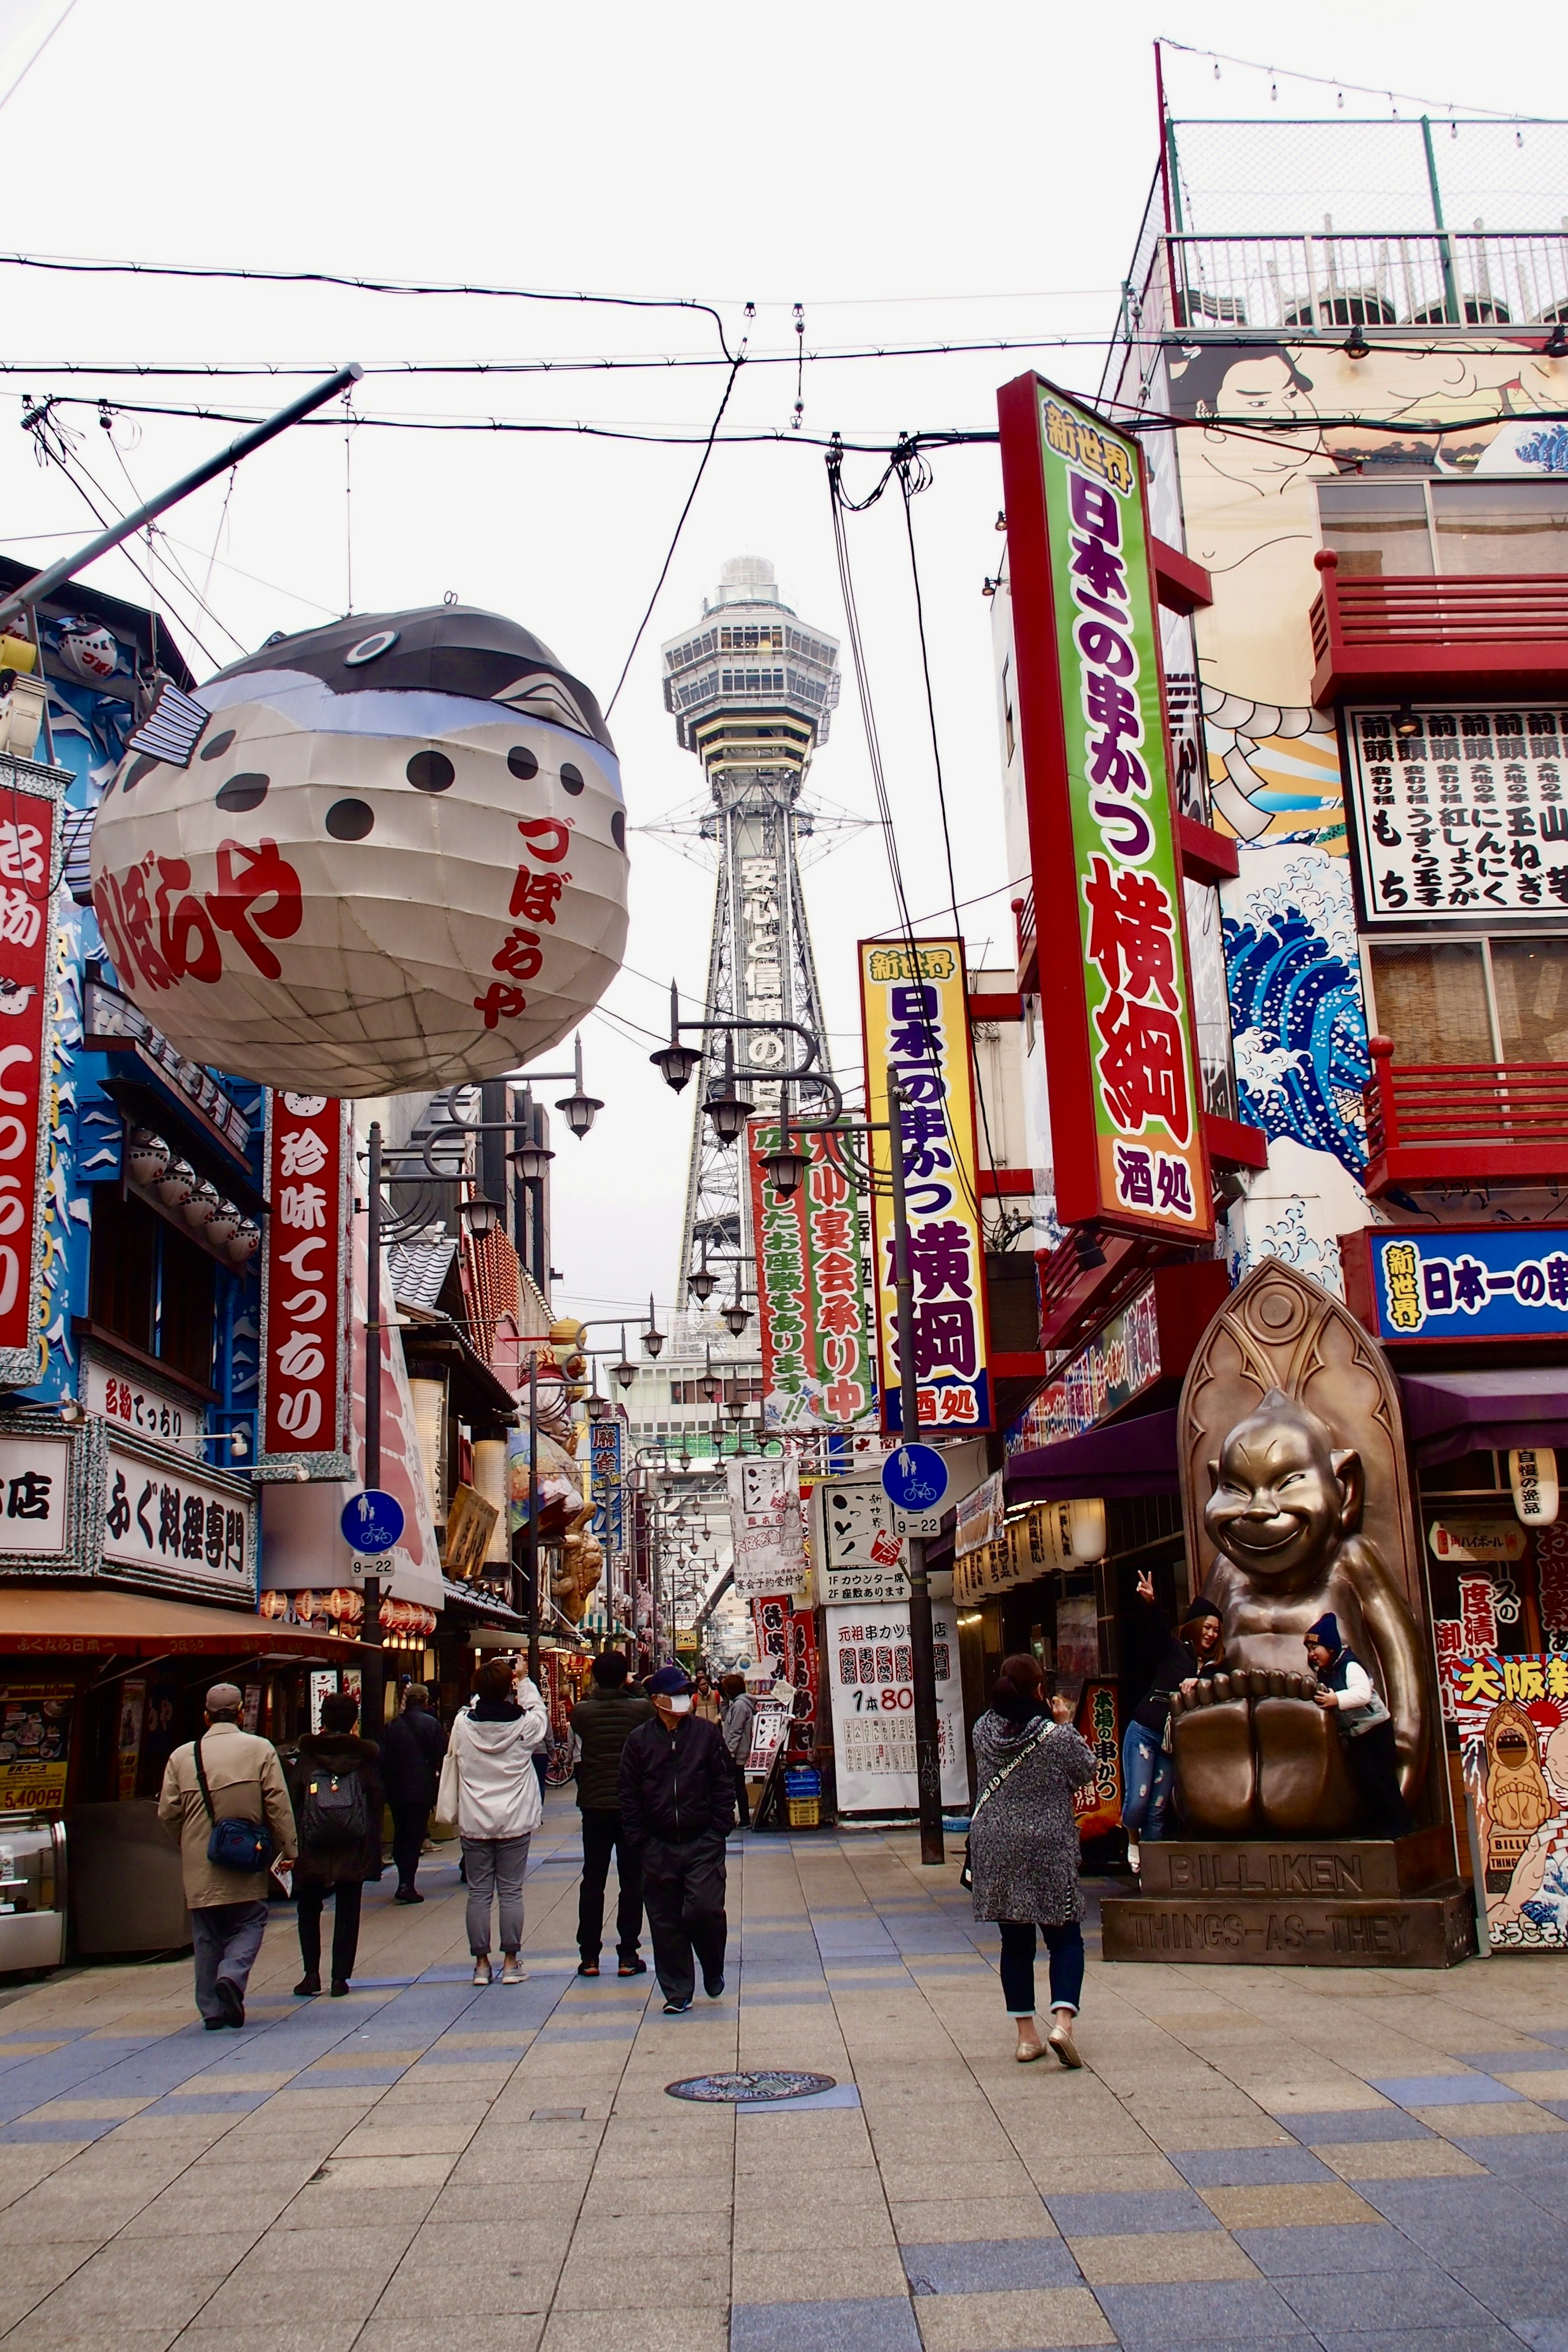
[1011,886,1036,990]
[1362,1033,1568,1193]
[1311,550,1568,706]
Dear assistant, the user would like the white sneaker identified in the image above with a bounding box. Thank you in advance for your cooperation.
[1126,1838,1140,1874]
[472,1956,492,1986]
[501,1955,526,1985]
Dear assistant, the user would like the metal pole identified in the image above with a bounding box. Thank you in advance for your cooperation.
[361,1121,384,1742]
[887,1064,944,1865]
[526,1353,541,1688]
[1420,116,1460,327]
[0,365,363,633]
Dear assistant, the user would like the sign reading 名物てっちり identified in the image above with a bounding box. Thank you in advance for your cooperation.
[259,1093,350,1474]
[858,940,991,1434]
[996,374,1210,1243]
[749,1120,876,1434]
[1345,705,1568,927]
[1360,1227,1568,1342]
[0,773,60,1389]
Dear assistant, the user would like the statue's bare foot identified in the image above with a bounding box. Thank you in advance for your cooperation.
[1254,1679,1362,1836]
[1171,1677,1258,1837]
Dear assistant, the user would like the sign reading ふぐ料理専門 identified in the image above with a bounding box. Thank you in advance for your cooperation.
[996,374,1210,1242]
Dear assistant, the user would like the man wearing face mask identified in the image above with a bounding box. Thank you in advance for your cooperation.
[617,1664,735,2013]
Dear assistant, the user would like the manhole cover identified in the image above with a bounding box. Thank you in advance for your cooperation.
[666,2069,837,2105]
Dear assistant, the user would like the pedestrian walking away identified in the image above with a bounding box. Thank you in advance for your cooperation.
[570,1648,652,1977]
[619,1662,734,2012]
[719,1673,755,1830]
[442,1655,548,1984]
[157,1681,296,2030]
[1121,1570,1225,1871]
[379,1681,448,1901]
[286,1692,385,1997]
[1306,1612,1415,1839]
[969,1653,1096,2068]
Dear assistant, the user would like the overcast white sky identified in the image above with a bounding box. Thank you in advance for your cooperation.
[0,0,1560,1327]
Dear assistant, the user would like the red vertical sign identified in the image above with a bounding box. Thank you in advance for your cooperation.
[260,1092,350,1468]
[0,783,57,1382]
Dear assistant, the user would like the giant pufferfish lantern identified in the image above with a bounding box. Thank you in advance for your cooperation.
[88,605,629,1096]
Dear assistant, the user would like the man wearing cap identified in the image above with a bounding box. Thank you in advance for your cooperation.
[617,1664,735,2013]
[158,1683,297,2029]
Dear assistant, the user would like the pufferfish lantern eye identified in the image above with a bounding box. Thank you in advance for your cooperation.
[345,630,400,667]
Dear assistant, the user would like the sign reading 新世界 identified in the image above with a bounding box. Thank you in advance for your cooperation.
[258,1092,350,1474]
[996,374,1211,1243]
[0,775,60,1390]
[858,940,991,1434]
[1367,1227,1568,1342]
[1345,706,1568,926]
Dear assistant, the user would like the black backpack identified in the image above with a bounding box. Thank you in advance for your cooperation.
[299,1764,369,1851]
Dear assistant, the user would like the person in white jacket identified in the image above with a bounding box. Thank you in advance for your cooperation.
[445,1655,549,1983]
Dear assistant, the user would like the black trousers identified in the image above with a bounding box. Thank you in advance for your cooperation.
[640,1830,727,2004]
[731,1762,751,1829]
[390,1801,430,1891]
[577,1806,644,1962]
[296,1880,363,1983]
[1345,1719,1415,1838]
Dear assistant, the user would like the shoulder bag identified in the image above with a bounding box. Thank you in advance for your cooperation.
[959,1717,1057,1891]
[193,1733,274,1874]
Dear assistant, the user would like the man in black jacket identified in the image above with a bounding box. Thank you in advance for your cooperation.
[378,1684,448,1903]
[571,1650,652,1977]
[619,1663,735,2013]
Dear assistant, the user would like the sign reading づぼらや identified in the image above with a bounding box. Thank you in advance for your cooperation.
[858,940,992,1434]
[257,1093,351,1478]
[0,768,61,1388]
[996,373,1211,1242]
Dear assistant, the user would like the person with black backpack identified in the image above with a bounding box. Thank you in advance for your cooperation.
[287,1691,385,1997]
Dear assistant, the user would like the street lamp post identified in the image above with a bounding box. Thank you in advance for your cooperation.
[362,1122,387,1741]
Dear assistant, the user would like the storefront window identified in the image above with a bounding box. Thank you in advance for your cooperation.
[1318,480,1432,577]
[1490,938,1568,1062]
[1319,479,1568,579]
[1366,940,1492,1062]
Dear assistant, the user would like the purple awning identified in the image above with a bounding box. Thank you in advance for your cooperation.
[1005,1407,1180,1502]
[1399,1368,1568,1466]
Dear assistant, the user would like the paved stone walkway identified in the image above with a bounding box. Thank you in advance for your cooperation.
[0,1794,1561,2350]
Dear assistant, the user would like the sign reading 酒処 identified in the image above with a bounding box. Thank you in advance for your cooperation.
[996,374,1210,1242]
[858,940,991,1434]
[749,1120,875,1433]
[0,771,61,1388]
[258,1092,350,1476]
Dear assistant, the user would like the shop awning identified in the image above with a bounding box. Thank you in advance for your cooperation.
[0,1584,361,1658]
[1400,1369,1568,1466]
[1006,1407,1181,1502]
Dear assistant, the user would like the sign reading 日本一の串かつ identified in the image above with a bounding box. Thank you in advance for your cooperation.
[258,1094,350,1474]
[995,374,1210,1242]
[858,940,991,1434]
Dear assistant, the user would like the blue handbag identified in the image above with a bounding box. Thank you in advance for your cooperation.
[193,1731,274,1873]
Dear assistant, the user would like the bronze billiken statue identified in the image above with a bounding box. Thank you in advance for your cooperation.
[1169,1389,1428,1839]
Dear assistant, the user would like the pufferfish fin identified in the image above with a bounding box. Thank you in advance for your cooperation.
[492,670,597,742]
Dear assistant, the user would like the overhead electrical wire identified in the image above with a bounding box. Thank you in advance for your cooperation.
[1156,35,1546,121]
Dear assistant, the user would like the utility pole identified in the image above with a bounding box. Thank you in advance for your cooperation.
[525,1352,541,1688]
[886,1067,944,1865]
[361,1121,385,1742]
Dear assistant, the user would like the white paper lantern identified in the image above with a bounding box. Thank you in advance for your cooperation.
[88,605,630,1096]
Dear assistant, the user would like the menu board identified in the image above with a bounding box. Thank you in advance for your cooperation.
[0,1683,73,1812]
[825,1600,968,1813]
[1347,704,1568,924]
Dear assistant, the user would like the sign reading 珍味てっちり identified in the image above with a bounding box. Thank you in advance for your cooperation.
[858,940,991,1434]
[258,1093,351,1475]
[0,773,60,1388]
[748,1120,875,1433]
[996,374,1211,1242]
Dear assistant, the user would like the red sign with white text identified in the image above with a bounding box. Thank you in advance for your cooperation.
[0,785,57,1380]
[260,1092,350,1466]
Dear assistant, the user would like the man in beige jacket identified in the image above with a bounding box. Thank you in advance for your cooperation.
[158,1682,297,2028]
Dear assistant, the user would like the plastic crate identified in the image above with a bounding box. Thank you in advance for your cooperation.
[787,1797,821,1828]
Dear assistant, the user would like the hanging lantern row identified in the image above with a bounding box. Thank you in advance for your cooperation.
[125,1127,260,1265]
[258,1587,437,1638]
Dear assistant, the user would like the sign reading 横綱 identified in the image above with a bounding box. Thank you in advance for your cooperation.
[996,374,1211,1241]
[748,1120,875,1433]
[258,1093,350,1476]
[858,940,991,1434]
[0,771,61,1388]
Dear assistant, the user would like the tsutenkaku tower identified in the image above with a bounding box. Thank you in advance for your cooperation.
[662,557,841,1300]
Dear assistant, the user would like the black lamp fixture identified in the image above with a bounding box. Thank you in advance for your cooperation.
[1071,1225,1106,1273]
[641,1294,665,1359]
[761,1135,809,1198]
[554,1035,604,1140]
[703,1034,754,1148]
[702,1343,722,1405]
[463,1193,505,1239]
[722,1293,750,1338]
[1343,318,1370,359]
[585,1366,610,1424]
[688,1236,717,1304]
[508,1123,555,1183]
[612,1325,637,1390]
[1546,316,1568,359]
[650,979,702,1092]
[724,1385,747,1420]
[1392,702,1422,742]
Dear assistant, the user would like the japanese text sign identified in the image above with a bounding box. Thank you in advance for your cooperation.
[1346,705,1568,924]
[0,774,59,1386]
[825,1599,968,1812]
[259,1093,350,1472]
[748,1120,876,1432]
[588,1415,625,1554]
[809,1478,909,1606]
[996,373,1210,1241]
[1447,1650,1568,1949]
[726,1456,808,1603]
[103,1441,253,1595]
[858,940,992,1433]
[1365,1227,1568,1342]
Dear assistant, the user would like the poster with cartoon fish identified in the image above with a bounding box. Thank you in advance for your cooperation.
[1448,1652,1568,1949]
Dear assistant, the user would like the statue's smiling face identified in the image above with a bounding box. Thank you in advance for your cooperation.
[1205,1406,1343,1583]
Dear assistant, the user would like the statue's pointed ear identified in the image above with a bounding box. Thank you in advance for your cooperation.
[1206,1457,1221,1495]
[1331,1448,1364,1534]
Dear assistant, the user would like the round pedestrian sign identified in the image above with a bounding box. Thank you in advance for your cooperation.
[881,1443,949,1514]
[339,1489,405,1555]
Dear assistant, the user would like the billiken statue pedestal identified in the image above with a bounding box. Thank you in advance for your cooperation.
[1101,1261,1476,1969]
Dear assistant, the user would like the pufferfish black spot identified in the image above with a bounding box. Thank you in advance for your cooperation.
[508,745,539,781]
[199,729,237,763]
[611,809,626,851]
[216,773,270,813]
[325,798,374,841]
[407,750,455,792]
[560,763,585,796]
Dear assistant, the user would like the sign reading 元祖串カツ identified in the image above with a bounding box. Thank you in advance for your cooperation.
[996,374,1211,1242]
[258,1092,350,1476]
[858,940,992,1434]
[1359,1226,1568,1342]
[1345,706,1568,925]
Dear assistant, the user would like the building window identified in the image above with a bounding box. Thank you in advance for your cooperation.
[1364,932,1568,1064]
[1319,478,1568,579]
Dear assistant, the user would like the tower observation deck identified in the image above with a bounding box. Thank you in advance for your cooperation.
[661,556,841,1301]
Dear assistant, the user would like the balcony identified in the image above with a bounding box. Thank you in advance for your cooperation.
[1310,550,1568,708]
[1362,1034,1568,1196]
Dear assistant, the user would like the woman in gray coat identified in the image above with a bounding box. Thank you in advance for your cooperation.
[969,1653,1096,2067]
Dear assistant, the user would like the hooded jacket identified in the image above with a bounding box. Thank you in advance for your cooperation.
[286,1732,385,1887]
[618,1710,735,1846]
[448,1688,549,1840]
